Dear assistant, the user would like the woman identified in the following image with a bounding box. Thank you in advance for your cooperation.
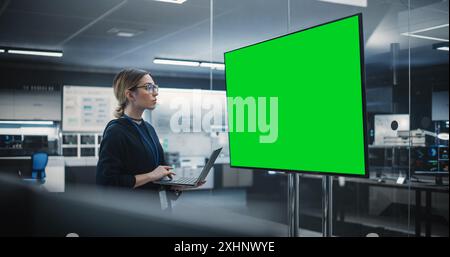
[96,68,191,194]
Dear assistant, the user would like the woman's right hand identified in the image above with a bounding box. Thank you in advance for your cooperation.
[149,165,176,181]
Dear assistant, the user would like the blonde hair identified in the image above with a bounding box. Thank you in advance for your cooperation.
[113,68,150,118]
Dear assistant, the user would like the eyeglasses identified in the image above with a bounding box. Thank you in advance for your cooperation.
[130,83,159,94]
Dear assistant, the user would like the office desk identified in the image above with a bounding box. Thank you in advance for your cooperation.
[0,156,65,192]
[300,174,448,236]
[343,177,448,236]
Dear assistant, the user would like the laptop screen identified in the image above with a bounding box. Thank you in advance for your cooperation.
[197,148,222,182]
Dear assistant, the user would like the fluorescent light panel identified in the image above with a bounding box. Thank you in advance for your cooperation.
[402,33,449,42]
[438,133,449,140]
[154,58,225,70]
[0,120,54,125]
[117,32,135,37]
[0,49,5,53]
[200,62,225,70]
[402,24,449,42]
[433,42,449,51]
[154,0,187,4]
[318,0,367,7]
[108,27,142,38]
[410,24,449,34]
[8,49,63,57]
[154,58,200,67]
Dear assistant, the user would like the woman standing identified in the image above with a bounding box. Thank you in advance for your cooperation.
[96,68,176,191]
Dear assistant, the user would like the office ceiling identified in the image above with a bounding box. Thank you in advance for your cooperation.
[0,0,448,78]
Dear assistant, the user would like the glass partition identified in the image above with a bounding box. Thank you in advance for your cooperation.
[409,0,448,237]
[213,0,448,237]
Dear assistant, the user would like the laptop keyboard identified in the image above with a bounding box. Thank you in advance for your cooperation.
[173,177,197,184]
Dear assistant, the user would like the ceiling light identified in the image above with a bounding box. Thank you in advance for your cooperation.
[0,120,54,125]
[438,133,449,141]
[200,62,225,70]
[154,58,226,70]
[154,58,200,67]
[402,24,449,42]
[318,0,367,7]
[116,32,135,37]
[108,28,142,38]
[433,42,449,51]
[408,24,449,34]
[0,49,5,53]
[154,0,187,4]
[402,33,449,42]
[7,49,63,57]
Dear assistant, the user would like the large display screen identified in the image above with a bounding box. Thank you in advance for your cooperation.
[225,14,368,177]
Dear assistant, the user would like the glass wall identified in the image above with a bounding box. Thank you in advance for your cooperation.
[211,0,448,237]
[409,0,448,237]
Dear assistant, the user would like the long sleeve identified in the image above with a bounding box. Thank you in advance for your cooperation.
[96,125,136,188]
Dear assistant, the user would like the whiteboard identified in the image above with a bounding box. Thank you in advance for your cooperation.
[63,85,117,132]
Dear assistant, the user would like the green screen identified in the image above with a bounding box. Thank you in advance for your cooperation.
[225,14,367,176]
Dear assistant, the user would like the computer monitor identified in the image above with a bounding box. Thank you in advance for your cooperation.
[22,136,48,151]
[413,145,449,185]
[413,120,449,174]
[225,14,368,177]
[0,135,21,148]
[374,114,410,146]
[80,135,95,145]
[63,135,78,145]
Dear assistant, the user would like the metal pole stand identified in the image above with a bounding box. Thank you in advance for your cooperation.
[322,175,333,237]
[287,173,300,237]
[159,188,173,212]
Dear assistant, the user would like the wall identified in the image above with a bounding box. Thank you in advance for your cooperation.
[0,66,226,121]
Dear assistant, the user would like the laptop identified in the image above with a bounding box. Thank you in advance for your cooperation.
[154,147,222,187]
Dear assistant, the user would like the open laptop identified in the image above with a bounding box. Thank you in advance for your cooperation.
[154,147,222,187]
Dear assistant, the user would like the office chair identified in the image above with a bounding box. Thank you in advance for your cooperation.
[30,152,48,182]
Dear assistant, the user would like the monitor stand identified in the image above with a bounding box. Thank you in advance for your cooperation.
[287,173,334,237]
[287,173,299,237]
[322,175,333,237]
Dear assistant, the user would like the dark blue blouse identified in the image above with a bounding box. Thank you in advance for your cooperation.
[96,118,166,190]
